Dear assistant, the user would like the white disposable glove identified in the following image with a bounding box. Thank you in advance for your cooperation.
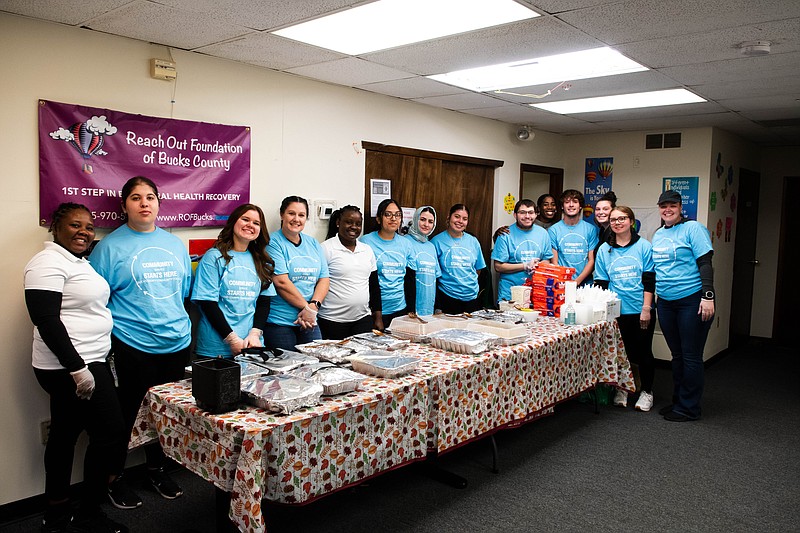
[243,328,263,348]
[524,258,540,274]
[295,305,317,330]
[224,331,245,355]
[70,367,95,400]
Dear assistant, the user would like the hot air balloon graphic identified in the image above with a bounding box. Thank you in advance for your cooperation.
[598,160,612,180]
[50,115,117,173]
[585,171,597,183]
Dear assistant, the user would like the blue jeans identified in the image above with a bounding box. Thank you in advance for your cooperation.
[263,322,321,351]
[656,291,712,419]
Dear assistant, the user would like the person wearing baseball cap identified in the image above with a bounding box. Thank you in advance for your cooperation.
[650,189,715,422]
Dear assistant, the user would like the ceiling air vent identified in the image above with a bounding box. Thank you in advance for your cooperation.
[645,132,682,150]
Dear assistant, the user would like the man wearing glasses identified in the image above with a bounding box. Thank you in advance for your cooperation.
[492,199,553,303]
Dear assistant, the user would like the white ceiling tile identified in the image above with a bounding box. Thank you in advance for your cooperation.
[658,52,800,85]
[286,58,414,87]
[155,0,364,31]
[356,77,466,99]
[557,0,800,44]
[196,33,345,70]
[412,93,511,111]
[618,18,800,68]
[363,16,603,76]
[86,1,249,50]
[0,0,132,25]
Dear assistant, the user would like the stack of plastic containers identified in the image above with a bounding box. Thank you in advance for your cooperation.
[529,263,576,318]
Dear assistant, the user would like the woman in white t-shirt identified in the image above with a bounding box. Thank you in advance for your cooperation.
[24,203,128,533]
[319,205,379,339]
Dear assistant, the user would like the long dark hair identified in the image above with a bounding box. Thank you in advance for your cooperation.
[375,198,401,231]
[215,203,274,288]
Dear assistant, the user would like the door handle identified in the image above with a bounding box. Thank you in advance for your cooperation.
[747,260,759,265]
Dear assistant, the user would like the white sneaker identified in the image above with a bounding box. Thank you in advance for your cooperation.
[635,391,654,412]
[613,390,628,407]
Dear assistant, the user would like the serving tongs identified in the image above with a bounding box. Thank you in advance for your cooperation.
[239,346,283,362]
[408,312,428,324]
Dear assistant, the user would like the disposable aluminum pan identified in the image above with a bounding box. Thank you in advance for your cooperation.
[257,350,319,374]
[349,352,420,378]
[428,329,499,354]
[294,341,354,364]
[306,364,366,396]
[348,332,410,351]
[241,374,323,414]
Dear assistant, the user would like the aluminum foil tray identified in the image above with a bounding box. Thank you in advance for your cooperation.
[241,375,323,414]
[294,341,354,364]
[349,352,420,378]
[428,328,499,354]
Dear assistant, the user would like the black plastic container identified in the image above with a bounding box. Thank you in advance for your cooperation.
[191,358,241,414]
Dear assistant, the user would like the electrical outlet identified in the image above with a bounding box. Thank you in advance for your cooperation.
[40,419,51,445]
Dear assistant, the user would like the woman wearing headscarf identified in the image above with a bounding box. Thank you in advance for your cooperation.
[404,206,441,316]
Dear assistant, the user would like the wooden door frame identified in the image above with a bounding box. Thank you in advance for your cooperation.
[519,163,564,202]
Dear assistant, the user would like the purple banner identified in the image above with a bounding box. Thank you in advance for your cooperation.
[38,100,250,228]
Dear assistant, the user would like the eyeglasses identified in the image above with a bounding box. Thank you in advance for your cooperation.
[517,210,536,216]
[609,216,629,224]
[383,212,402,219]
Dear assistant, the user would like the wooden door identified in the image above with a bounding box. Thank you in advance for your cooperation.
[362,142,502,268]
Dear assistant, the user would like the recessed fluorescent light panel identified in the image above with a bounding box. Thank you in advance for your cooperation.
[531,89,706,114]
[272,0,538,55]
[428,47,648,92]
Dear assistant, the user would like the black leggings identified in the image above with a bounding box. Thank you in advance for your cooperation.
[111,335,189,468]
[436,288,482,315]
[34,363,127,509]
[616,312,656,392]
[318,314,373,340]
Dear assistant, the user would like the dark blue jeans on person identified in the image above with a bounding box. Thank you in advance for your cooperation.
[34,362,128,510]
[263,322,321,351]
[656,291,712,419]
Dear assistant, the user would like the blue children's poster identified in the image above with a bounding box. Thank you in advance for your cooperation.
[662,177,699,220]
[584,157,613,220]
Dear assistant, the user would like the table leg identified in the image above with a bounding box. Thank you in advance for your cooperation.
[215,487,238,532]
[424,451,468,489]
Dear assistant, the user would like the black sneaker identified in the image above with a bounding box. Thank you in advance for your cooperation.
[68,511,128,533]
[107,475,142,510]
[148,468,183,499]
[42,505,72,533]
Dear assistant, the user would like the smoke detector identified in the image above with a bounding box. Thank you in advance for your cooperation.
[739,40,771,56]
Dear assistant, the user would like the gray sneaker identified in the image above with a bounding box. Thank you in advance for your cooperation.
[613,389,628,407]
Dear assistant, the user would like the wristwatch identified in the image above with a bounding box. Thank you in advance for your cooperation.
[702,290,715,300]
[309,299,321,309]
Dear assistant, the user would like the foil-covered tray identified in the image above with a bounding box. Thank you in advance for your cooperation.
[347,332,410,351]
[290,363,366,396]
[240,374,323,414]
[256,349,319,374]
[349,352,420,378]
[428,328,500,354]
[294,341,354,364]
[468,309,524,324]
[233,357,272,378]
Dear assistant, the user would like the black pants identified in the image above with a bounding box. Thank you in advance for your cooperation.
[34,363,128,510]
[616,312,656,392]
[318,314,373,340]
[111,335,189,468]
[436,288,482,315]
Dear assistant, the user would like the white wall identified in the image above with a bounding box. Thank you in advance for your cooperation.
[2,11,794,507]
[0,13,563,504]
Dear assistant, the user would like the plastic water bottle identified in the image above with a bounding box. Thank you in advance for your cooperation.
[564,303,576,326]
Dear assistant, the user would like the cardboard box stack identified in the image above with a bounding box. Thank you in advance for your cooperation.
[528,263,576,318]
